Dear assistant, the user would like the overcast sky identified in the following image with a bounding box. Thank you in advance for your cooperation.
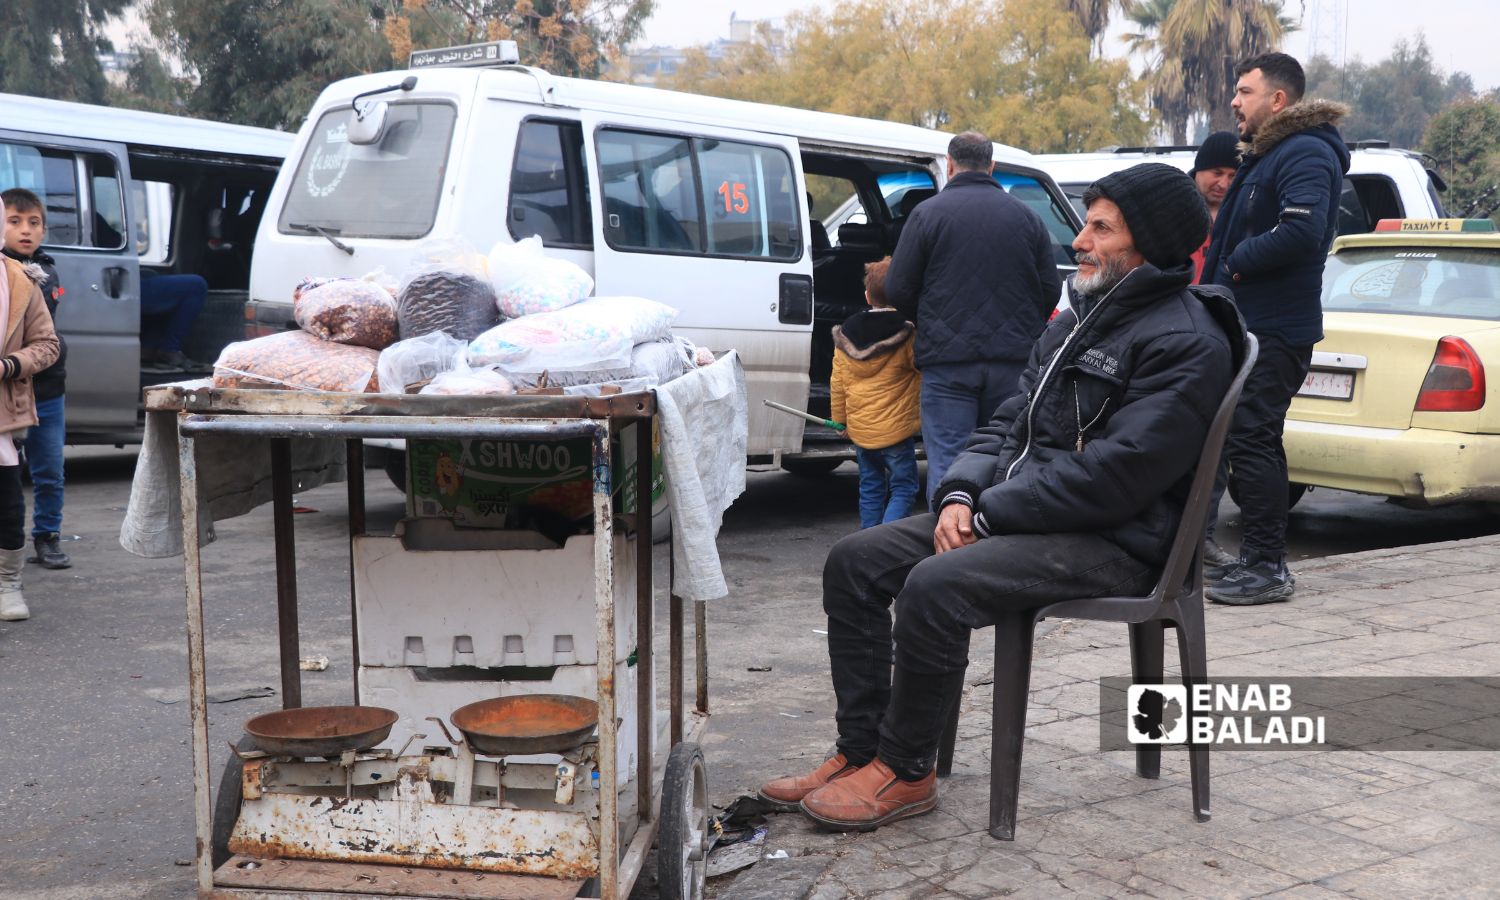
[638,0,1498,92]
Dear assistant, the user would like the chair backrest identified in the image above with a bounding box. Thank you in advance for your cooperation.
[1152,332,1258,603]
[898,188,937,218]
[1040,331,1258,622]
[838,222,883,250]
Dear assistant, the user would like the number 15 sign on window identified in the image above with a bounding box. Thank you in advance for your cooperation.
[717,181,749,215]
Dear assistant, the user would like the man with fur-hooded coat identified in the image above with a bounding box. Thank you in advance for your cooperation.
[1200,51,1350,606]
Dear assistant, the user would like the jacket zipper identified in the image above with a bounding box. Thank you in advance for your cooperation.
[1074,383,1111,452]
[1004,270,1136,481]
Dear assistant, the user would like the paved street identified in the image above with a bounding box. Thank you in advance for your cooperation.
[2,452,1499,898]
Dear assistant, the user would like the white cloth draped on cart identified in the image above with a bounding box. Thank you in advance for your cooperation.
[652,350,748,602]
[119,382,348,558]
[118,356,748,605]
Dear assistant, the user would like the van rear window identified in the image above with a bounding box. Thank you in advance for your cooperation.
[279,102,456,240]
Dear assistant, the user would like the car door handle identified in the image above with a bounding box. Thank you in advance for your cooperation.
[778,273,813,325]
[103,266,128,299]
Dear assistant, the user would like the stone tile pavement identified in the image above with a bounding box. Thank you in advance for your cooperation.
[709,535,1500,899]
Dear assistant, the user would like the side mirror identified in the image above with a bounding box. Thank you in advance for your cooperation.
[349,100,388,146]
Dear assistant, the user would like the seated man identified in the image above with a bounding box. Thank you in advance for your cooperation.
[759,163,1246,831]
[140,270,209,372]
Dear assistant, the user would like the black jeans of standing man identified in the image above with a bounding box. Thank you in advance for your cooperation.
[1206,333,1313,562]
[823,513,1156,781]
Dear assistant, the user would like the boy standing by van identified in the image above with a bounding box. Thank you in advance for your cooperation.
[2,189,71,569]
[831,258,921,528]
[0,211,62,620]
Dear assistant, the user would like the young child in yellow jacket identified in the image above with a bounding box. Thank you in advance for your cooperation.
[831,258,921,528]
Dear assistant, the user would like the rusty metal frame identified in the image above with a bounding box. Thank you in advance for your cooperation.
[168,389,697,900]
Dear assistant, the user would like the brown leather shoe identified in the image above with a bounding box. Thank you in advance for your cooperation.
[758,753,862,811]
[799,758,937,832]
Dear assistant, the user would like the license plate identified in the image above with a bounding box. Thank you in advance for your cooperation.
[1299,369,1354,400]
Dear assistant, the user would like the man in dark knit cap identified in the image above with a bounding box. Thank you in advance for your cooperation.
[758,163,1247,832]
[1189,131,1241,283]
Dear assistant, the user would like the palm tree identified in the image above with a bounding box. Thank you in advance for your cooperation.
[1121,0,1192,142]
[1064,0,1119,56]
[1160,0,1297,132]
[1124,0,1297,138]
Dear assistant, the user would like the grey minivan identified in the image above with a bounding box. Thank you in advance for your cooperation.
[0,94,291,443]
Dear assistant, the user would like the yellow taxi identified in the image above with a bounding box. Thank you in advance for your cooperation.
[1285,218,1500,507]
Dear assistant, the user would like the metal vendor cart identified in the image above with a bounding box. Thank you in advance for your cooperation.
[151,383,714,900]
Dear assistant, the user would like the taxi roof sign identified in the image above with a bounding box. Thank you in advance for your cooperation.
[1373,218,1497,233]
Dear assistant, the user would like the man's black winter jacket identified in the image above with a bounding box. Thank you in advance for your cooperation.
[1202,100,1350,346]
[936,262,1246,567]
[884,171,1061,368]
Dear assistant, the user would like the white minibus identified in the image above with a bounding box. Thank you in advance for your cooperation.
[249,59,1081,473]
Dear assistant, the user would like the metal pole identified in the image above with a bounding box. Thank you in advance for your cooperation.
[177,415,214,895]
[591,421,619,899]
[270,438,302,709]
[346,440,365,703]
[634,420,653,819]
[695,601,708,716]
[670,583,683,748]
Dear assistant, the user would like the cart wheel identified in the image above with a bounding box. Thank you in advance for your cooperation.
[657,742,709,900]
[211,736,254,869]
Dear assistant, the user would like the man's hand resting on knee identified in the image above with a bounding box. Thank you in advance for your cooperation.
[934,504,977,554]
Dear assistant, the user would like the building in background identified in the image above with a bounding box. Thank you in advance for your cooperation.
[623,12,785,86]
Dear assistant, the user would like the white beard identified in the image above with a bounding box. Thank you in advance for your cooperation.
[1073,255,1131,298]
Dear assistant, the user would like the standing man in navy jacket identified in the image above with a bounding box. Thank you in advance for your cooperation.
[885,131,1060,507]
[1201,52,1350,605]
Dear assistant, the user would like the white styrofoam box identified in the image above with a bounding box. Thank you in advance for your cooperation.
[353,532,637,669]
[359,660,650,779]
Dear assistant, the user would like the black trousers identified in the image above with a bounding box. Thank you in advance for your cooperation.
[1207,334,1313,562]
[0,465,24,551]
[823,513,1155,779]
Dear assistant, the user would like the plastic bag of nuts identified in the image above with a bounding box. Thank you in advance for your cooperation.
[294,279,399,349]
[213,331,381,393]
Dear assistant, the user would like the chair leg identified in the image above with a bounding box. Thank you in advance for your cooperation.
[987,612,1036,841]
[936,678,962,778]
[1129,620,1166,780]
[1174,594,1211,823]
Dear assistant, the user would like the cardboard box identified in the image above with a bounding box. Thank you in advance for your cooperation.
[407,420,663,531]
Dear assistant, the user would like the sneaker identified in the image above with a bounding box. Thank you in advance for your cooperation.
[799,758,938,832]
[1207,556,1295,605]
[30,533,71,570]
[1202,539,1241,582]
[758,752,862,811]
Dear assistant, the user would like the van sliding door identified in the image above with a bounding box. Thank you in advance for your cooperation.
[579,118,814,458]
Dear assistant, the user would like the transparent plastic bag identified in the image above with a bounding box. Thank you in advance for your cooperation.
[468,297,678,374]
[213,331,380,393]
[396,240,500,341]
[419,367,516,396]
[294,280,399,348]
[376,331,469,394]
[488,236,593,318]
[629,337,696,385]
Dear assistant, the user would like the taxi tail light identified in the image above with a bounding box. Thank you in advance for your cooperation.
[1415,337,1486,412]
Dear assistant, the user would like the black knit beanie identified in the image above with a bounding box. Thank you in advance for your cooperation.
[1190,131,1241,175]
[1085,163,1211,271]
